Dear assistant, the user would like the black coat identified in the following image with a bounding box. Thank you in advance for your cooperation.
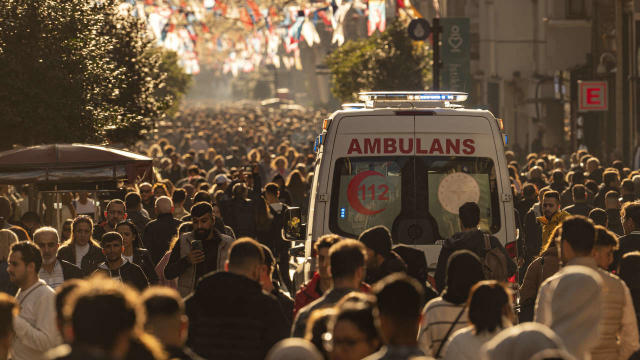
[613,232,640,271]
[185,271,289,360]
[60,260,84,280]
[58,241,105,276]
[132,247,159,284]
[563,202,594,217]
[143,213,182,264]
[365,251,407,285]
[95,261,149,291]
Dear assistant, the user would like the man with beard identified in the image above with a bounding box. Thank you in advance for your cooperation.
[92,199,126,241]
[94,232,149,291]
[165,202,234,297]
[536,191,570,256]
[7,242,62,359]
[33,227,82,290]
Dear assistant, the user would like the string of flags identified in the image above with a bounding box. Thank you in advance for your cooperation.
[119,0,422,76]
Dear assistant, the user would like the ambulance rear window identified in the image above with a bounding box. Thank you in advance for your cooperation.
[329,156,500,243]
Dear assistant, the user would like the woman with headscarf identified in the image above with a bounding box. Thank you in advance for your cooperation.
[418,250,485,358]
[441,281,515,359]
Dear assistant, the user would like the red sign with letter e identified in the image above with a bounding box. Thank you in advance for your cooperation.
[578,81,607,112]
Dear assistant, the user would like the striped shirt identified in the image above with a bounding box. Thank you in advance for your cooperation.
[418,297,468,357]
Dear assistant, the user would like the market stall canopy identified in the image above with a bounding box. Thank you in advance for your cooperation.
[0,144,152,185]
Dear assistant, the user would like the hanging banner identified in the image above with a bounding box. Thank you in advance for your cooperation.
[367,0,386,36]
[441,18,471,93]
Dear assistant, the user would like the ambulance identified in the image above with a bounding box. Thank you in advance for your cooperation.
[284,91,516,283]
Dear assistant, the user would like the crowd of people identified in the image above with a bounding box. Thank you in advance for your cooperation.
[0,105,640,360]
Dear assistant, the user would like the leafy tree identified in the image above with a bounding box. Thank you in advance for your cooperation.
[326,19,432,102]
[0,0,188,149]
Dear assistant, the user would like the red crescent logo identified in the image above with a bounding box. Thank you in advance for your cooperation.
[347,170,386,215]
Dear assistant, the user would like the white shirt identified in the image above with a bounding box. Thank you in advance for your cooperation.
[419,297,468,356]
[123,255,133,264]
[12,279,62,360]
[74,243,89,266]
[442,326,502,360]
[73,198,96,215]
[38,261,65,290]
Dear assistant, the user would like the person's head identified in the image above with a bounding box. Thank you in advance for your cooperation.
[619,251,640,290]
[139,183,153,202]
[190,202,215,240]
[141,287,188,348]
[587,157,600,172]
[604,190,620,210]
[0,293,16,359]
[33,227,60,266]
[0,230,18,262]
[559,216,595,263]
[226,237,264,282]
[304,308,336,359]
[124,192,142,212]
[152,183,169,198]
[71,216,94,247]
[572,184,587,203]
[232,183,248,200]
[263,183,280,203]
[55,279,86,341]
[358,226,392,270]
[522,184,538,202]
[372,273,424,345]
[64,278,140,359]
[537,187,550,203]
[329,239,366,287]
[542,191,560,218]
[480,322,568,360]
[459,202,480,229]
[61,219,73,242]
[192,190,211,205]
[101,232,123,264]
[468,281,514,335]
[443,250,485,304]
[171,188,186,207]
[621,201,640,234]
[8,226,29,242]
[154,196,173,216]
[266,338,323,360]
[603,170,620,188]
[7,241,42,289]
[115,221,141,250]
[259,244,276,292]
[328,303,381,360]
[314,235,342,279]
[588,208,608,227]
[592,225,618,270]
[622,179,635,197]
[572,170,586,185]
[551,170,564,184]
[105,199,126,227]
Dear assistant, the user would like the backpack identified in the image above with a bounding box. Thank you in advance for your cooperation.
[481,233,509,281]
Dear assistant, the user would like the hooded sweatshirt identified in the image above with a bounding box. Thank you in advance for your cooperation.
[480,322,571,360]
[96,257,149,291]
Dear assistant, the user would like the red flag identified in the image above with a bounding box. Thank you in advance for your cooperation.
[397,0,405,8]
[247,0,262,20]
[240,7,253,29]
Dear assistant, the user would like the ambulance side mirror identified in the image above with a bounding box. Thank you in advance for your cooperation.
[283,207,305,241]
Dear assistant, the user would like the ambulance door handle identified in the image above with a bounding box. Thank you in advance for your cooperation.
[501,193,513,202]
[317,193,328,202]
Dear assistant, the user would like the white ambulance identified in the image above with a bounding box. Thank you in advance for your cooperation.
[284,91,516,283]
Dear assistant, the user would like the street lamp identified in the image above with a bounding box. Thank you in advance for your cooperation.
[597,52,616,75]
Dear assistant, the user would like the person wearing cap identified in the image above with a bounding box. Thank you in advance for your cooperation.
[164,202,234,297]
[358,226,407,285]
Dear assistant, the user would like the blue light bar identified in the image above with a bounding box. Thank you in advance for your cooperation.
[358,91,468,103]
[342,103,365,110]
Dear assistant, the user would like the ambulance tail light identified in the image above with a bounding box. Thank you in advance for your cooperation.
[322,118,332,130]
[497,118,504,131]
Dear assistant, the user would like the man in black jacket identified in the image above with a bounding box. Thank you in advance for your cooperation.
[435,202,516,292]
[33,227,83,289]
[124,192,150,237]
[613,201,640,271]
[358,225,407,285]
[185,238,288,359]
[95,232,149,291]
[563,184,593,217]
[143,196,182,264]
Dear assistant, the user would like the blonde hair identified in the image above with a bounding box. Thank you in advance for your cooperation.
[0,229,18,261]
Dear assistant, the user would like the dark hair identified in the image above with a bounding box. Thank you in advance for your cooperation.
[622,179,635,194]
[106,199,125,211]
[193,191,211,205]
[55,279,86,328]
[264,183,280,197]
[313,234,341,255]
[552,170,564,184]
[467,281,510,334]
[622,201,640,227]
[141,287,184,319]
[9,226,30,242]
[10,241,42,273]
[190,201,213,218]
[329,239,366,280]
[115,220,142,249]
[458,202,480,228]
[20,211,41,224]
[603,171,619,186]
[594,225,618,248]
[443,250,485,304]
[232,183,247,200]
[605,190,620,200]
[572,184,586,201]
[172,188,186,204]
[124,192,141,209]
[66,280,138,352]
[260,244,275,273]
[561,216,595,255]
[620,252,640,290]
[0,293,16,339]
[522,184,538,199]
[332,303,380,343]
[543,190,560,202]
[588,208,608,227]
[101,232,123,246]
[228,237,264,270]
[373,273,424,319]
[572,171,586,184]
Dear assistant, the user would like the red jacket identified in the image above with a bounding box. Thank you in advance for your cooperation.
[293,272,371,317]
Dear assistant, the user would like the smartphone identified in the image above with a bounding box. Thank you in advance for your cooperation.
[191,239,203,251]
